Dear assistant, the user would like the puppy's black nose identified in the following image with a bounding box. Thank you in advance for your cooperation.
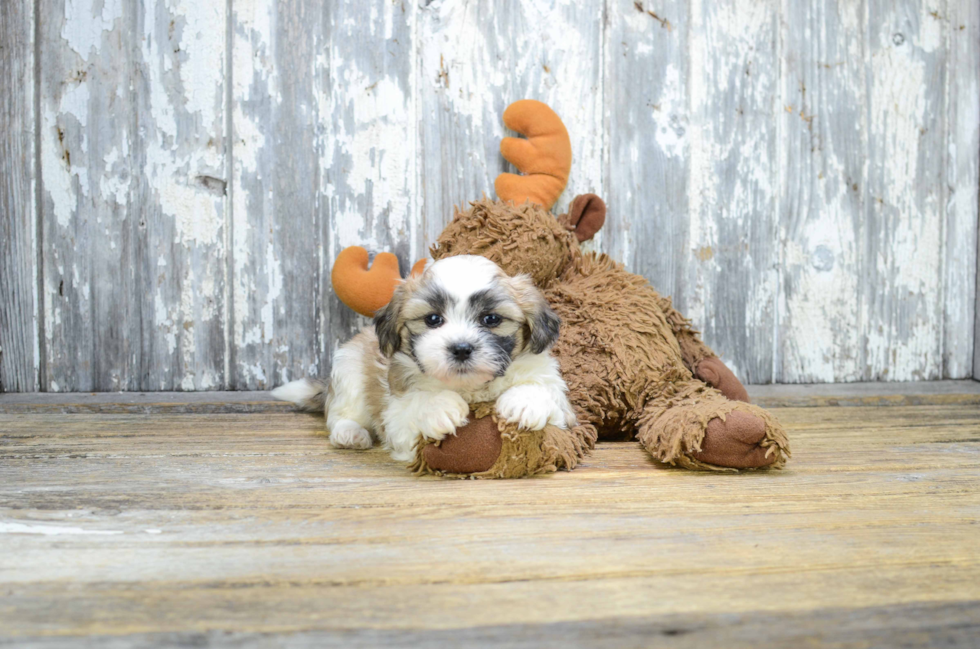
[449,342,474,362]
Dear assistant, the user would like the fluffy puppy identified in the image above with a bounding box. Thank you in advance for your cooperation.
[272,255,576,462]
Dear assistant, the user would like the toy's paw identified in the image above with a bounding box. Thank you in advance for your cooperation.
[694,410,774,469]
[423,414,503,474]
[696,357,750,403]
[417,391,470,442]
[496,385,566,431]
[329,419,373,450]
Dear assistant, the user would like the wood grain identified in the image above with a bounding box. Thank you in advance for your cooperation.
[135,0,229,390]
[778,0,869,383]
[229,0,321,389]
[604,0,690,315]
[0,0,37,393]
[38,0,140,391]
[3,380,980,413]
[317,0,421,370]
[1,401,979,645]
[864,0,947,381]
[37,0,227,391]
[5,601,979,648]
[947,0,979,379]
[3,0,980,391]
[685,0,780,384]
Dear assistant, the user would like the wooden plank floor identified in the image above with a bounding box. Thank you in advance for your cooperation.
[1,385,979,647]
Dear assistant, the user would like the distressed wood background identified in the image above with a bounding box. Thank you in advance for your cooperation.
[1,0,978,392]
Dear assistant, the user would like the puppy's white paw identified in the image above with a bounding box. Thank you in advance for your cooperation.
[389,447,416,463]
[328,419,373,450]
[496,385,566,431]
[416,391,470,442]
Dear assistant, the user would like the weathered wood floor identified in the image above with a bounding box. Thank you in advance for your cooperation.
[2,383,980,648]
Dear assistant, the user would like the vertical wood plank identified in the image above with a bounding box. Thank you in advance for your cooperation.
[417,0,604,248]
[316,0,420,371]
[38,0,227,391]
[864,0,947,381]
[604,0,689,305]
[136,0,228,390]
[777,0,869,382]
[38,0,142,391]
[684,0,779,383]
[0,0,38,392]
[230,0,320,389]
[945,0,979,379]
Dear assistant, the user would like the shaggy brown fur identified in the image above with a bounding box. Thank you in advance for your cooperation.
[410,197,790,476]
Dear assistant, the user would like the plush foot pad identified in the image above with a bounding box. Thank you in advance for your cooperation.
[694,410,774,469]
[637,382,789,471]
[422,412,502,474]
[695,357,750,403]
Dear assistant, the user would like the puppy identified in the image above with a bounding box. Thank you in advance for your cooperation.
[272,255,576,462]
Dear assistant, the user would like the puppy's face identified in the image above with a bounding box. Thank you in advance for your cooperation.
[373,255,560,384]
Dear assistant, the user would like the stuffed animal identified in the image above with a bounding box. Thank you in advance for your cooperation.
[331,100,790,476]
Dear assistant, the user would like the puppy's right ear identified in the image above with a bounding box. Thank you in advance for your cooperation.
[373,286,405,357]
[504,274,562,354]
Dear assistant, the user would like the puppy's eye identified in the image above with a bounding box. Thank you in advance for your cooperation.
[480,313,502,327]
[423,313,444,328]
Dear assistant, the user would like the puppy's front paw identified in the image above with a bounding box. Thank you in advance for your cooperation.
[329,419,373,450]
[416,391,470,442]
[496,385,566,431]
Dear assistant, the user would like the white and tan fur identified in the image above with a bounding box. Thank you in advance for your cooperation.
[272,255,576,462]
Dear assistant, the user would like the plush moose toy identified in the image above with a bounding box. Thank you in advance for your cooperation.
[331,100,789,477]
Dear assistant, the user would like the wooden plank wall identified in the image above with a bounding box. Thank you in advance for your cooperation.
[0,0,38,392]
[1,0,978,392]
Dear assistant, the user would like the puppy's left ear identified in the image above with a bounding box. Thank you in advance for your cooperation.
[529,303,561,354]
[506,274,561,354]
[373,284,406,357]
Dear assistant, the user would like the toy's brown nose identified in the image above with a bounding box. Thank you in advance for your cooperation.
[449,342,473,361]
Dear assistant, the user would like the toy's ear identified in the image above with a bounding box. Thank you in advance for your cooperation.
[331,246,427,317]
[559,193,606,242]
[494,100,572,210]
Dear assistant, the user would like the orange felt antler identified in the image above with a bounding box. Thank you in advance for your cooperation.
[331,247,401,317]
[494,100,572,210]
[331,247,427,317]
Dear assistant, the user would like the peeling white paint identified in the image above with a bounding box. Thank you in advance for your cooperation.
[653,64,686,159]
[119,0,229,390]
[21,0,979,391]
[41,107,76,229]
[61,0,123,62]
[43,80,92,228]
[155,291,177,355]
[174,2,225,129]
[946,0,980,378]
[99,142,129,205]
[862,9,945,381]
[325,69,413,247]
[231,0,280,387]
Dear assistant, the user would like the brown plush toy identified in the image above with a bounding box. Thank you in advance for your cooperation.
[332,100,790,476]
